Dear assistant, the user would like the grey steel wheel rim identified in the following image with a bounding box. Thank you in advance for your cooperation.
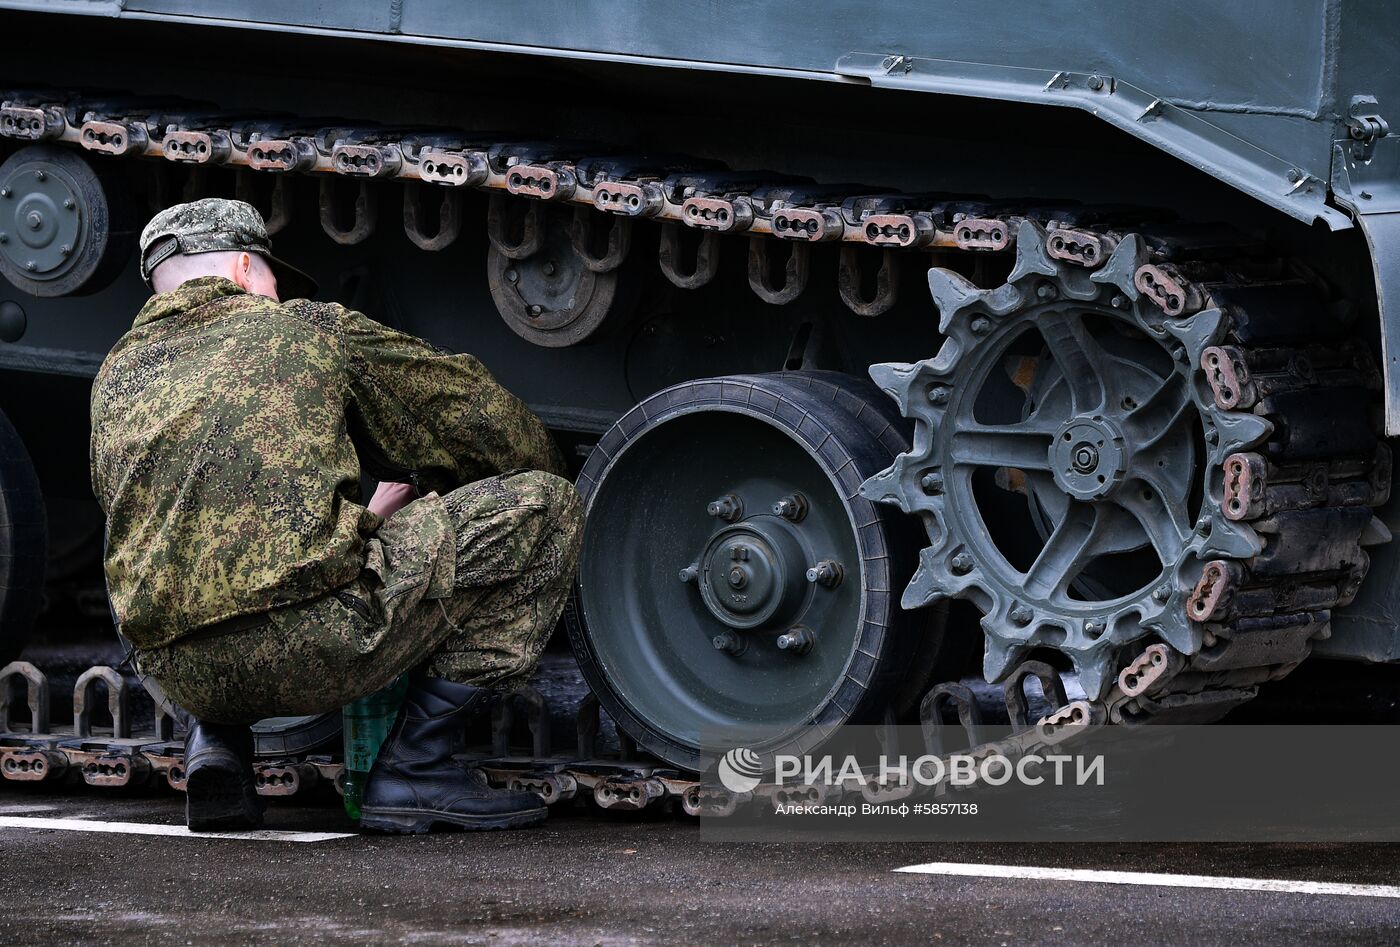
[569,373,923,770]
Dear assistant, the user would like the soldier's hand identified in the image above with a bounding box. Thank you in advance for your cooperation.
[368,480,419,519]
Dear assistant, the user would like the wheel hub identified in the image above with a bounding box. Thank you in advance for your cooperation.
[1051,415,1128,501]
[697,520,808,630]
[0,165,82,279]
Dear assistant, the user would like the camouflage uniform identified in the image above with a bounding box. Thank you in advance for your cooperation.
[91,200,582,724]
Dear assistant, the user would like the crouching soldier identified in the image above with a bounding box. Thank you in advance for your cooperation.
[90,199,583,833]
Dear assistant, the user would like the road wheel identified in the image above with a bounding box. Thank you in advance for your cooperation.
[568,371,958,771]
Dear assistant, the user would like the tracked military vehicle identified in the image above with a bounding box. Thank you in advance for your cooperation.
[1,2,1399,799]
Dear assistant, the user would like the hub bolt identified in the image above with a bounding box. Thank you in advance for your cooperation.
[805,559,844,588]
[24,261,36,272]
[542,260,557,276]
[926,385,950,405]
[771,493,808,522]
[25,212,41,230]
[34,170,45,181]
[1071,444,1099,473]
[920,471,944,495]
[712,632,747,656]
[1083,618,1107,638]
[678,562,699,584]
[505,269,518,283]
[707,494,743,522]
[528,304,543,317]
[727,567,748,589]
[63,198,74,210]
[970,317,992,336]
[1036,282,1058,300]
[1010,604,1033,626]
[951,553,975,575]
[0,187,10,198]
[776,626,815,655]
[59,244,71,257]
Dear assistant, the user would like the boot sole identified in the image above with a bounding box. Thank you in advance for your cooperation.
[358,805,547,834]
[185,751,264,832]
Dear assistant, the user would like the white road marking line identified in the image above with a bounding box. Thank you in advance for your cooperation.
[0,815,354,843]
[893,862,1400,899]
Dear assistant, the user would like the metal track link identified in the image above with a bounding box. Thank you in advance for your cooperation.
[0,91,1124,313]
[1105,243,1388,725]
[0,661,1110,815]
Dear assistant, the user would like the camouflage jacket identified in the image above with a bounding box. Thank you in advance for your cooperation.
[90,277,564,649]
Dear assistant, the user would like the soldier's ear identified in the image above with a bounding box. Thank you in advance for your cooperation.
[231,252,253,292]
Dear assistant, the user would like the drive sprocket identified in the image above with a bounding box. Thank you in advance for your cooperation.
[861,220,1383,703]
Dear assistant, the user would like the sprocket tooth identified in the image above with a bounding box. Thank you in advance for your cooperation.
[1362,515,1393,546]
[927,267,986,330]
[927,269,1025,333]
[1091,232,1148,298]
[858,462,905,507]
[980,632,1025,684]
[1066,642,1121,700]
[1147,611,1201,655]
[1165,306,1229,354]
[1007,219,1058,284]
[879,452,944,518]
[1201,516,1262,560]
[1214,411,1274,457]
[867,361,919,407]
[901,547,949,609]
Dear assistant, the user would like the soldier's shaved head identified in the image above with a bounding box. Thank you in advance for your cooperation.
[151,249,280,300]
[140,198,314,299]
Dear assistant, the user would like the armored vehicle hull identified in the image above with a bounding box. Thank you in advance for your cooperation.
[1,3,1398,789]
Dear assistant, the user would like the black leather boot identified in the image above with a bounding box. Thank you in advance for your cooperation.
[359,675,547,833]
[184,719,263,831]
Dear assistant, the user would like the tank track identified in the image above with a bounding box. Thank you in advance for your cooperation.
[0,656,1117,815]
[0,92,1390,785]
[3,90,1164,314]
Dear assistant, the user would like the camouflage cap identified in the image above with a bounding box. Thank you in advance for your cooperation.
[139,198,317,299]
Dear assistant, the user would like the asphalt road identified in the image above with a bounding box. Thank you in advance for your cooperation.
[2,788,1398,946]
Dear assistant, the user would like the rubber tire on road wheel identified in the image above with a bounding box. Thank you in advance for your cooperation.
[568,371,949,773]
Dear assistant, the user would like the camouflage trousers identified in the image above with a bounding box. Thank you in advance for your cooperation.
[137,470,583,724]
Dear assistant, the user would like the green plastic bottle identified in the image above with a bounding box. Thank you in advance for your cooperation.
[341,675,409,821]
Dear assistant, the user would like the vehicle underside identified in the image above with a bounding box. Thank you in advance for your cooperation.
[0,14,1396,807]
